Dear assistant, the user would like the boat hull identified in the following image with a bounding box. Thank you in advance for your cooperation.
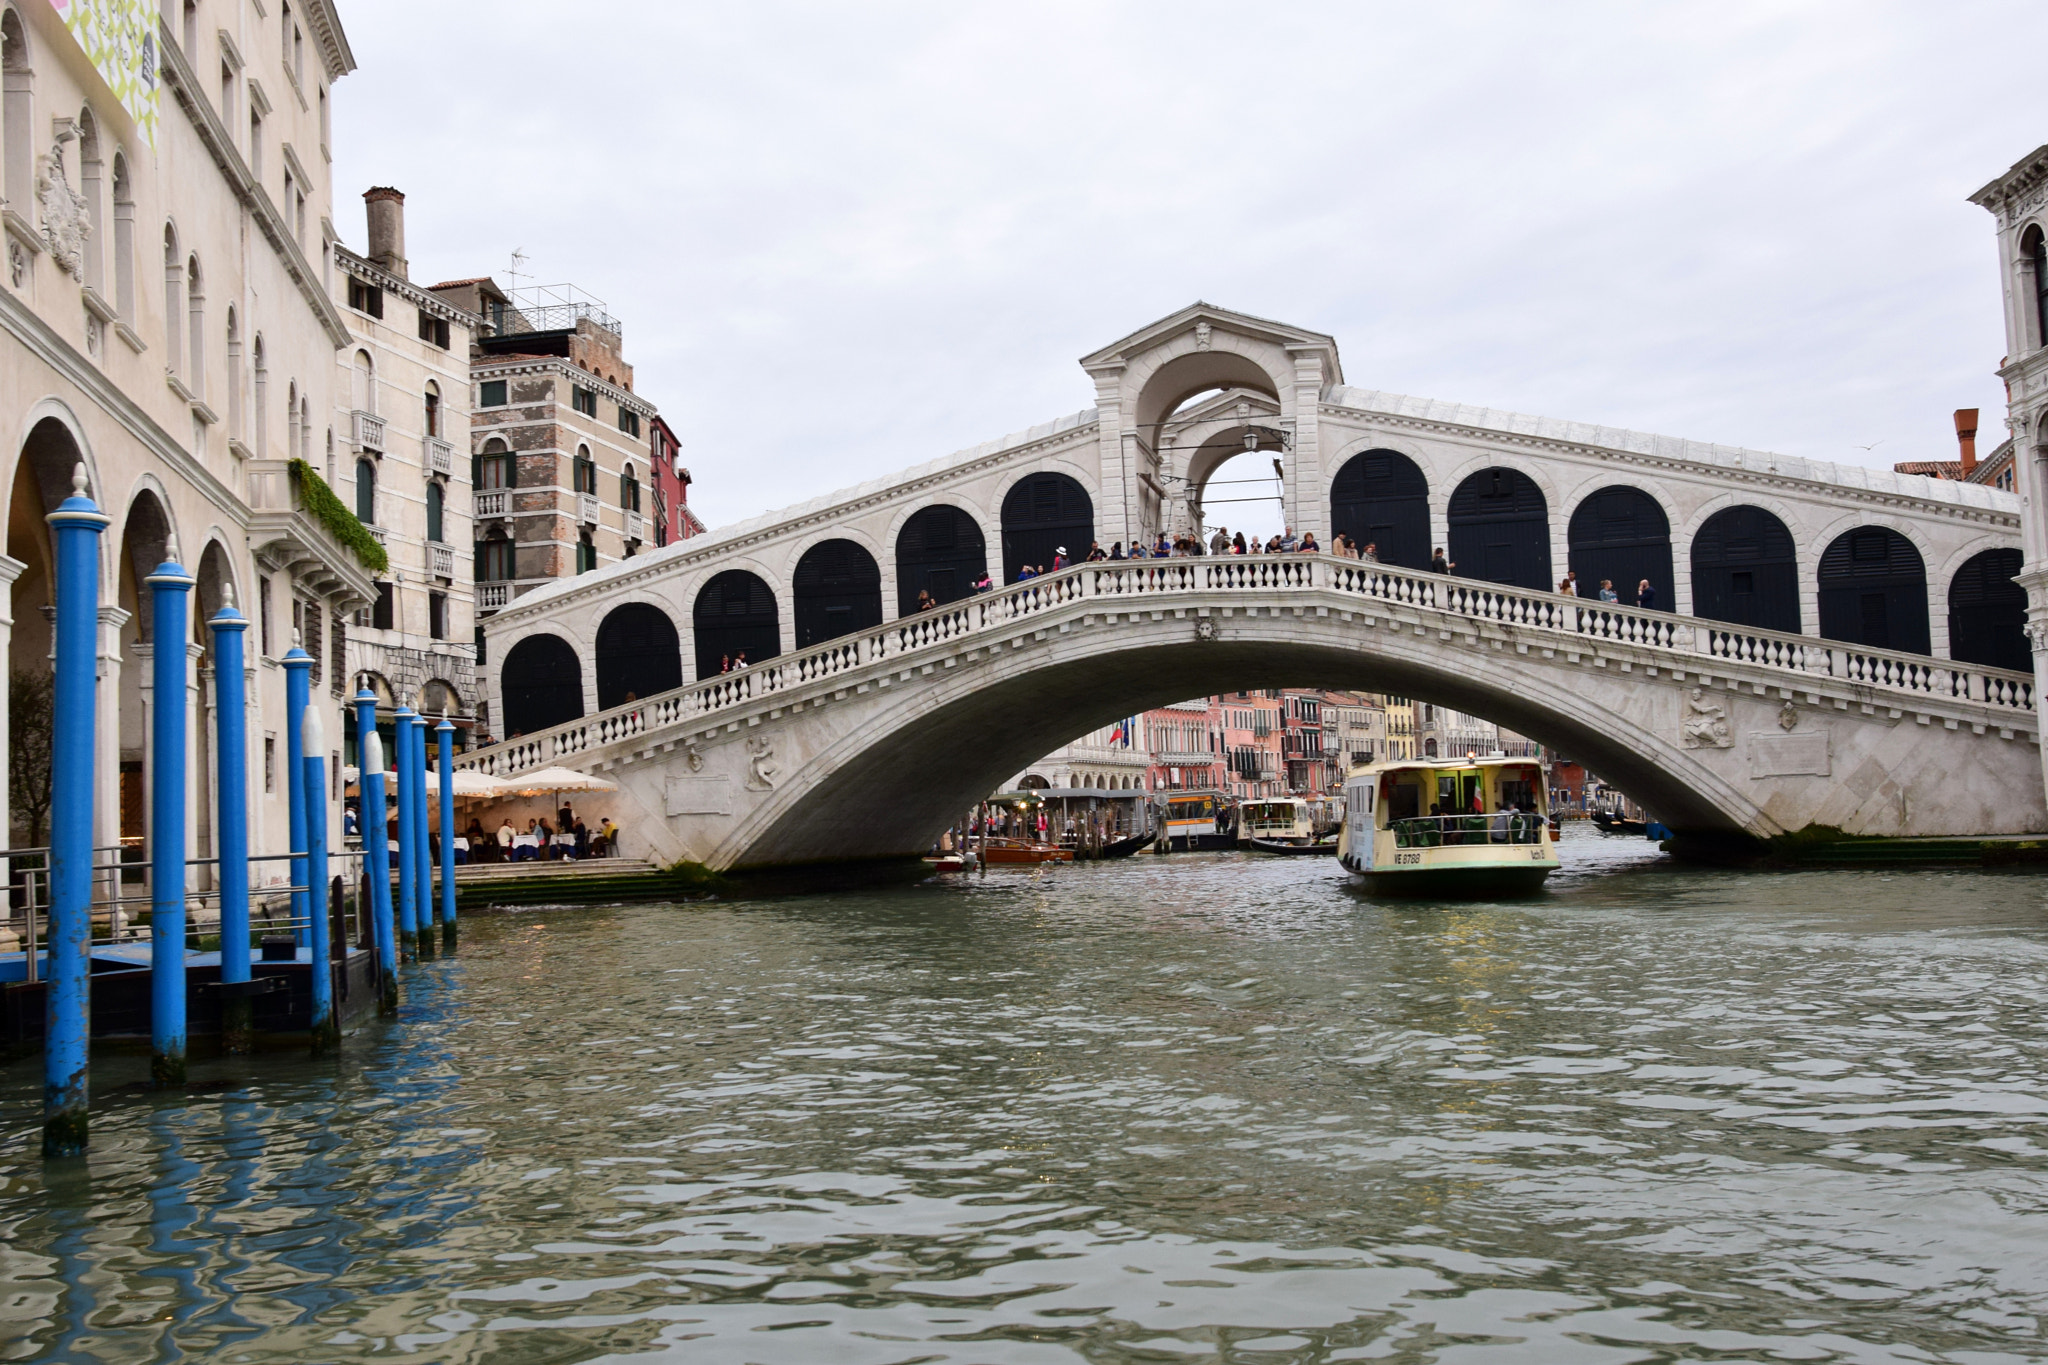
[1247,837,1337,856]
[982,845,1074,864]
[1354,863,1555,897]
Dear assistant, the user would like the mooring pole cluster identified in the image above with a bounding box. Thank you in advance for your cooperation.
[436,714,458,949]
[145,539,194,1089]
[210,586,254,1055]
[303,708,336,1054]
[357,687,398,1016]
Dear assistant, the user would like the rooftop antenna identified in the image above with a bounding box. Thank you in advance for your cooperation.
[505,247,529,294]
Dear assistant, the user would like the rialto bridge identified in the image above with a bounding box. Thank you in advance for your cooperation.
[469,304,2040,866]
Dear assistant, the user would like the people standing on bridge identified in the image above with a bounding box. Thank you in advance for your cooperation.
[915,589,936,612]
[1232,532,1247,554]
[1052,548,1069,570]
[1017,563,1038,581]
[1636,578,1657,610]
[1558,573,1577,596]
[1087,542,1107,562]
[1299,532,1319,553]
[1280,528,1299,552]
[1363,541,1380,563]
[733,652,749,670]
[1108,542,1124,560]
[1598,579,1618,603]
[1431,547,1452,574]
[1153,535,1172,558]
[1210,526,1230,555]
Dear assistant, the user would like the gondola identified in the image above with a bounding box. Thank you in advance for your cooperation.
[1247,835,1339,856]
[1589,810,1647,836]
[1097,829,1155,859]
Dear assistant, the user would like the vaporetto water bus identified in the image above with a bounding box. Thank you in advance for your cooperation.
[1338,756,1558,894]
[1164,792,1236,851]
[1239,797,1334,854]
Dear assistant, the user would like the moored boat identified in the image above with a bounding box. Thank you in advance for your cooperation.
[1247,834,1339,856]
[1338,756,1558,895]
[1163,792,1236,851]
[980,837,1074,864]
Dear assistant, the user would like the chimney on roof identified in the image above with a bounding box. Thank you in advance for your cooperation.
[1955,408,1979,476]
[364,186,407,280]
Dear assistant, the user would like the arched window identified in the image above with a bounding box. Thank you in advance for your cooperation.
[479,437,514,489]
[423,381,440,437]
[351,349,374,414]
[573,445,596,494]
[475,531,514,582]
[355,457,376,525]
[111,151,135,318]
[621,463,640,512]
[224,305,241,438]
[1947,547,2027,671]
[424,480,443,543]
[999,472,1092,582]
[77,107,103,295]
[1,11,28,213]
[576,530,595,573]
[286,379,299,457]
[500,634,584,735]
[692,569,780,678]
[251,335,267,456]
[895,503,986,614]
[162,225,183,379]
[1818,527,1929,655]
[2026,225,2048,354]
[793,538,882,646]
[1447,467,1551,590]
[1567,486,1672,610]
[595,603,682,708]
[1329,449,1429,570]
[299,394,310,460]
[186,253,204,398]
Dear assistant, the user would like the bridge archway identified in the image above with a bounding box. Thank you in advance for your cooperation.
[895,504,986,614]
[1818,526,1929,655]
[1568,485,1672,609]
[693,569,780,677]
[1690,505,1799,632]
[1330,448,1429,569]
[595,602,682,709]
[501,633,584,736]
[793,538,883,647]
[1447,467,1551,590]
[1947,547,2027,671]
[1000,472,1092,581]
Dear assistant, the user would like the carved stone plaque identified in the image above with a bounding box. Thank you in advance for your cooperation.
[665,776,732,816]
[1748,732,1829,779]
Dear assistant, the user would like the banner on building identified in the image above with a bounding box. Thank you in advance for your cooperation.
[48,0,159,149]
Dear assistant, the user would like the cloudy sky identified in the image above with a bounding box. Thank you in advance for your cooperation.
[332,1,2048,533]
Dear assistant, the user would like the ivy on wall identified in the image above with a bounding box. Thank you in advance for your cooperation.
[289,459,389,575]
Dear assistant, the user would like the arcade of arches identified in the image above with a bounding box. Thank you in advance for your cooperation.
[506,450,2031,725]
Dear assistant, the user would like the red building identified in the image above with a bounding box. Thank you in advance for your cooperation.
[649,415,707,547]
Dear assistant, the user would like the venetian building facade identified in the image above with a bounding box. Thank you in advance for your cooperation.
[1,1,369,877]
[331,187,478,748]
[1970,144,2048,802]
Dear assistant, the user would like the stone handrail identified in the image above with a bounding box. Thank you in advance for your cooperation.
[459,555,2035,776]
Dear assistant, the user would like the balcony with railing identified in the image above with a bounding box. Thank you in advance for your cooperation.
[478,582,509,611]
[425,436,453,476]
[366,524,388,546]
[352,410,385,451]
[578,492,601,525]
[427,542,453,579]
[624,510,645,542]
[484,283,623,340]
[474,489,508,518]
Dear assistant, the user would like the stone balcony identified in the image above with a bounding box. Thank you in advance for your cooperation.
[352,410,385,452]
[243,460,380,611]
[475,489,508,518]
[578,492,601,525]
[425,436,454,476]
[428,542,454,579]
[624,510,645,543]
[478,582,509,611]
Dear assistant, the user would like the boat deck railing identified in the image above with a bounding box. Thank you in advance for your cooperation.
[1389,814,1546,848]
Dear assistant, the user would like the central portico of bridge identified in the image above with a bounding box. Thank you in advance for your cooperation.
[465,304,2038,866]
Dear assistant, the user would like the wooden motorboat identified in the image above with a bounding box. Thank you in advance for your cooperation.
[979,838,1074,865]
[922,853,973,872]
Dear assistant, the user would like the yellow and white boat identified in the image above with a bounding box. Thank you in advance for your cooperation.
[1338,756,1558,895]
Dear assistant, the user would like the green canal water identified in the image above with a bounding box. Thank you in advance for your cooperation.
[3,830,2047,1363]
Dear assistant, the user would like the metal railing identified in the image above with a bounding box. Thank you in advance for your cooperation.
[461,555,2038,778]
[1390,813,1546,848]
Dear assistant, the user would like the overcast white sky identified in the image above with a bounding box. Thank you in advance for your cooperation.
[332,1,2048,533]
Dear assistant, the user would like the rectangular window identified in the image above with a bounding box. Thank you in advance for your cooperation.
[347,277,383,318]
[416,309,450,348]
[479,379,507,408]
[617,408,641,437]
[429,592,448,640]
[373,581,395,631]
[258,575,273,655]
[474,624,487,667]
[571,385,597,417]
[264,735,277,794]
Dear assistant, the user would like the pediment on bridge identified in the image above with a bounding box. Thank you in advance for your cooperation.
[1079,302,1344,384]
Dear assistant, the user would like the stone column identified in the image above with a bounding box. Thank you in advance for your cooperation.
[1087,364,1131,550]
[1284,347,1325,540]
[0,553,26,852]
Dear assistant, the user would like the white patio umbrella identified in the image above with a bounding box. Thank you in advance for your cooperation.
[423,768,512,798]
[506,766,618,797]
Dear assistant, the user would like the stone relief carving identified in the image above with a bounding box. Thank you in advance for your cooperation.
[7,240,26,289]
[685,741,704,772]
[1681,686,1732,749]
[1194,321,1211,351]
[745,734,777,790]
[1778,700,1799,731]
[36,144,90,282]
[1194,617,1217,642]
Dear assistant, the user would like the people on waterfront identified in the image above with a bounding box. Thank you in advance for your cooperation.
[1598,579,1618,603]
[1431,547,1451,574]
[1637,578,1657,610]
[497,818,516,859]
[598,816,620,856]
[572,817,590,857]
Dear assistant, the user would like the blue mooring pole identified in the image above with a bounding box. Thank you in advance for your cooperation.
[302,708,335,1053]
[410,712,433,960]
[43,465,108,1159]
[436,714,457,949]
[146,539,194,1090]
[356,688,397,1015]
[209,585,254,1055]
[281,638,312,949]
[393,706,418,961]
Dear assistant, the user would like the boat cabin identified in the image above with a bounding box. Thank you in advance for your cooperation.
[1238,797,1314,843]
[1339,756,1557,893]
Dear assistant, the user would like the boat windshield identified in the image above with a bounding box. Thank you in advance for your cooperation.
[1391,812,1545,847]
